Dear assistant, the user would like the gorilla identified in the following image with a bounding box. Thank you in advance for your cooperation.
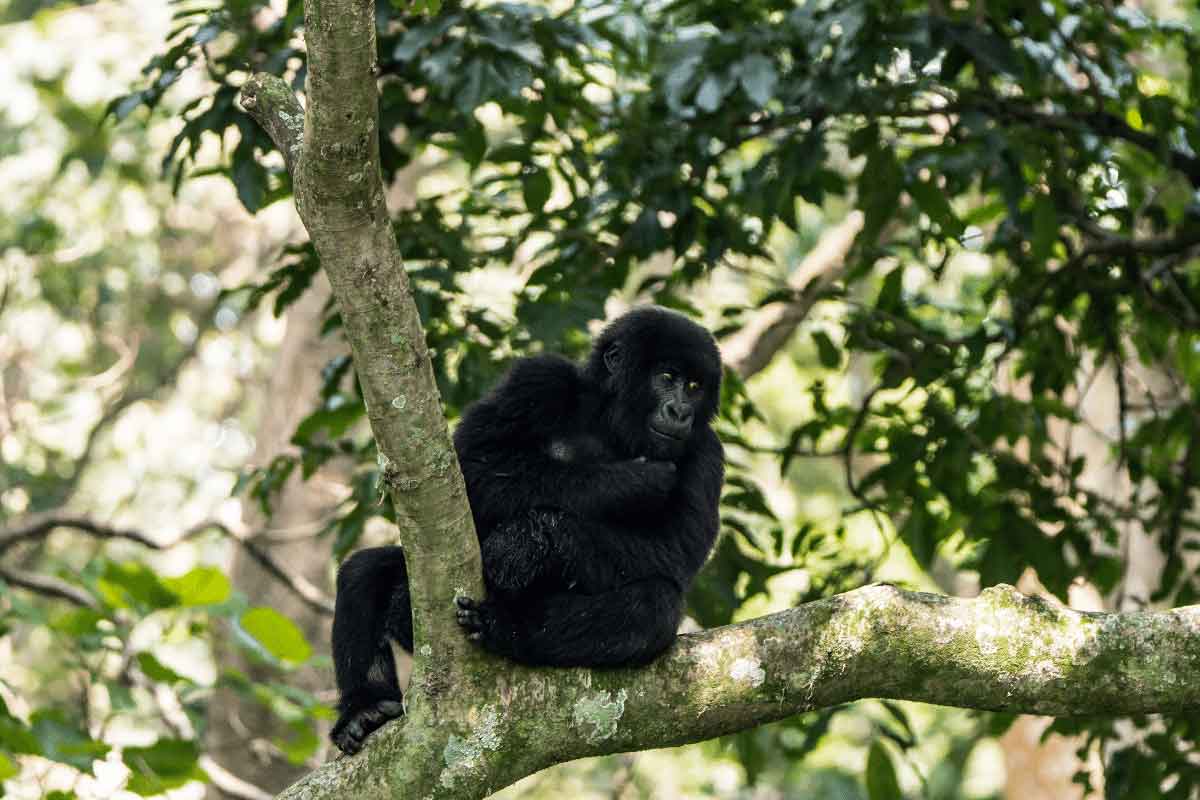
[330,306,724,755]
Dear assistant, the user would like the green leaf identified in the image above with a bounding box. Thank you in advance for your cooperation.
[866,740,903,800]
[812,331,842,369]
[858,145,902,242]
[900,504,936,566]
[97,562,177,610]
[663,54,702,111]
[521,167,553,213]
[123,738,201,795]
[457,58,488,113]
[0,752,17,781]
[49,608,104,636]
[136,652,188,684]
[276,720,320,765]
[908,177,964,237]
[738,54,778,106]
[30,711,108,771]
[109,92,146,122]
[695,72,731,113]
[404,0,444,13]
[876,266,904,312]
[393,16,455,62]
[240,607,312,664]
[292,393,364,444]
[1031,193,1057,264]
[232,145,265,214]
[162,566,231,606]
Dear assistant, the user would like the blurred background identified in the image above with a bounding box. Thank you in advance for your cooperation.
[3,0,1200,797]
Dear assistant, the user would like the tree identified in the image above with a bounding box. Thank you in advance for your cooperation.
[227,0,1200,796]
[6,0,1200,797]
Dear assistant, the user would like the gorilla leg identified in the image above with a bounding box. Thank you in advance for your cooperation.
[330,546,412,755]
[457,576,682,667]
[479,508,562,593]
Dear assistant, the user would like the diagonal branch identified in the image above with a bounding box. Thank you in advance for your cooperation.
[721,211,864,379]
[239,0,483,729]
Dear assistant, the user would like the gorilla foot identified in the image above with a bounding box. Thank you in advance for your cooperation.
[455,595,492,642]
[331,695,404,755]
[456,596,519,657]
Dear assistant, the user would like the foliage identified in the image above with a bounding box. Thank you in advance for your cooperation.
[5,0,1200,796]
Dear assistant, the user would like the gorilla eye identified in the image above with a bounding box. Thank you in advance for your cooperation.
[686,380,700,393]
[659,371,675,382]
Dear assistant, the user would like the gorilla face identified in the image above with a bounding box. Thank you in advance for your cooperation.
[589,305,723,462]
[645,365,703,459]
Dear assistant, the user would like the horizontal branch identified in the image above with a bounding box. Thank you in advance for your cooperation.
[0,514,333,615]
[280,582,1200,798]
[568,582,1200,758]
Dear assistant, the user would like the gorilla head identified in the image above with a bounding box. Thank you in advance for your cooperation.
[585,306,722,460]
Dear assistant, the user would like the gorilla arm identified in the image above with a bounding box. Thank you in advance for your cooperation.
[454,354,678,529]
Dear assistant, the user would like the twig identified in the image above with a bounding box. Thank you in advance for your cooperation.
[58,328,205,503]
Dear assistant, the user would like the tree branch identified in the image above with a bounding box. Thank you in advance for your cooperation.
[239,75,304,176]
[0,566,96,608]
[721,211,864,379]
[280,582,1200,799]
[239,0,484,755]
[0,514,334,616]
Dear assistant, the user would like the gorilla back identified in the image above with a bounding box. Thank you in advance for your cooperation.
[331,306,724,754]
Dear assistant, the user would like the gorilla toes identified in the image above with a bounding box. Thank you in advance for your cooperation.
[456,596,518,657]
[455,595,490,641]
[331,697,405,755]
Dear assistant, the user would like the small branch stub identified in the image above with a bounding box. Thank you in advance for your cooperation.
[238,74,305,175]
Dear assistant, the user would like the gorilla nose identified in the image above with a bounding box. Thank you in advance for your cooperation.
[664,400,693,426]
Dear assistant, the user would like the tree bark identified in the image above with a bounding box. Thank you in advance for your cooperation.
[238,2,1200,798]
[272,583,1200,800]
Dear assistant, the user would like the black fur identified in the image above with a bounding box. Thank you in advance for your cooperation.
[330,306,724,754]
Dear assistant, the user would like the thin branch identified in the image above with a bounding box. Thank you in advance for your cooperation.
[209,523,335,616]
[200,757,275,800]
[0,514,334,616]
[0,566,96,608]
[58,329,205,503]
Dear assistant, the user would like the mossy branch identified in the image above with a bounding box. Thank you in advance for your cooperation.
[278,582,1200,799]
[239,74,304,175]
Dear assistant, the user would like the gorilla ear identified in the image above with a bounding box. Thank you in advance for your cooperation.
[602,342,623,375]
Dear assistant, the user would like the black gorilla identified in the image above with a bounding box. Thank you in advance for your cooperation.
[330,306,724,754]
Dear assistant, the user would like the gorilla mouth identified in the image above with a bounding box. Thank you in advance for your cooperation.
[649,425,685,442]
